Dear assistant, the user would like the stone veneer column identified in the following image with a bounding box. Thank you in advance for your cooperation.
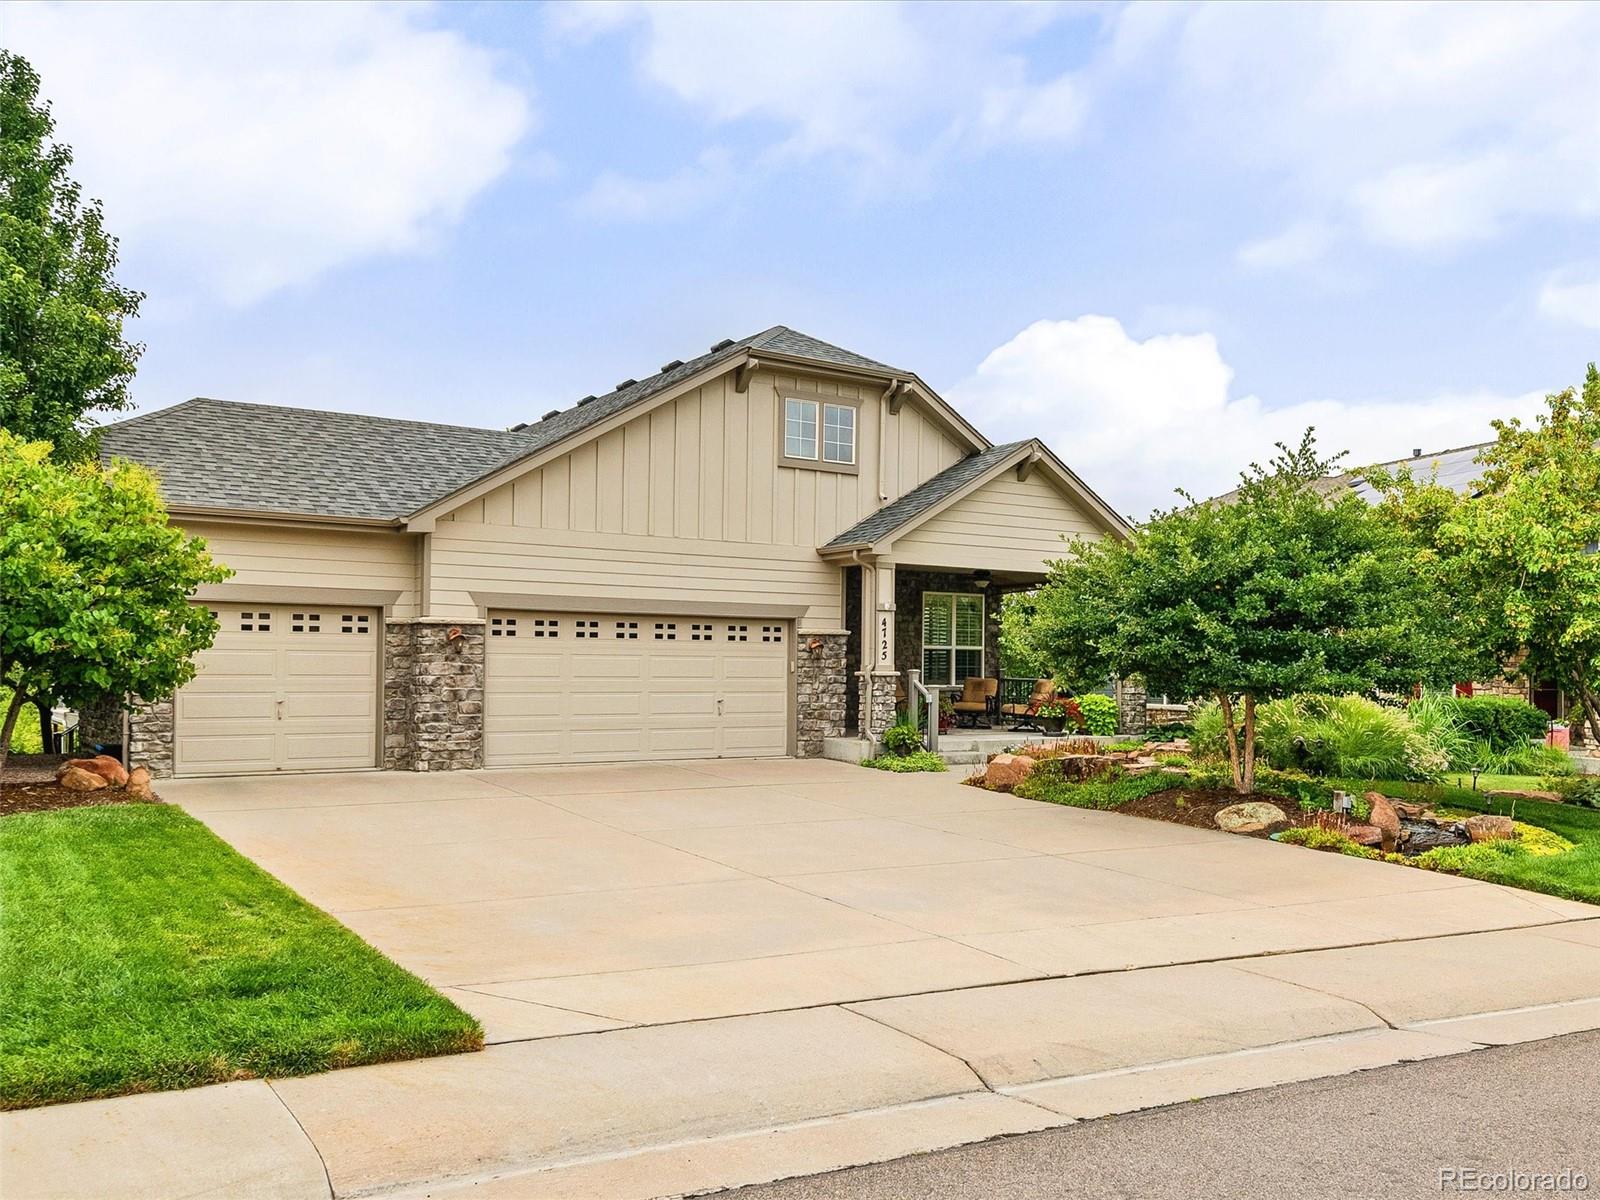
[384,618,485,772]
[858,671,899,742]
[128,697,175,778]
[794,632,848,757]
[1114,676,1148,736]
[75,694,127,753]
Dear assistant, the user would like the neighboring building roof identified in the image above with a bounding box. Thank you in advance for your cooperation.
[1204,440,1493,508]
[1345,442,1491,501]
[100,326,913,522]
[822,442,1032,549]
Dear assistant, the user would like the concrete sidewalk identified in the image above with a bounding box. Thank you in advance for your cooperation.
[7,921,1600,1200]
[6,762,1600,1199]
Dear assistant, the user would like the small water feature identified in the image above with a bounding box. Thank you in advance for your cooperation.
[1398,816,1470,853]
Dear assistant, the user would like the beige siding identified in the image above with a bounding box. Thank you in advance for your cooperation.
[891,471,1103,573]
[430,368,966,625]
[180,520,422,617]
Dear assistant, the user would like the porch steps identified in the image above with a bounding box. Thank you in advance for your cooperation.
[822,733,1133,772]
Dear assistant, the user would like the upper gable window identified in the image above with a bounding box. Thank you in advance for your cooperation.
[783,397,856,470]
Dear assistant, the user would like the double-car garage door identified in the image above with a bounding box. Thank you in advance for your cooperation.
[484,611,790,766]
[172,603,790,774]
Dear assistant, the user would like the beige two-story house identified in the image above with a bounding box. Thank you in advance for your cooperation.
[102,327,1128,777]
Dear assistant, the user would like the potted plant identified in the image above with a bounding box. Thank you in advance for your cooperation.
[1035,700,1068,733]
[937,691,956,734]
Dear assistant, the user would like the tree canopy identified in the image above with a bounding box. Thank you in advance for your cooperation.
[0,431,230,768]
[1446,366,1600,741]
[1,50,144,462]
[1027,431,1464,792]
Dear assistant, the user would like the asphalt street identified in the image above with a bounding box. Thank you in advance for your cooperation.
[728,1031,1600,1200]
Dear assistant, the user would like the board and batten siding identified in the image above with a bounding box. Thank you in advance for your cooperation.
[178,520,423,617]
[426,368,969,625]
[889,470,1105,573]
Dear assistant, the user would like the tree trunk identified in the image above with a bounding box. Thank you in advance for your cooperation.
[1241,693,1258,794]
[36,698,54,755]
[1572,670,1600,746]
[1216,691,1244,793]
[0,687,28,775]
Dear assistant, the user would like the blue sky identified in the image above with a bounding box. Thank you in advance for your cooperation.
[10,1,1599,516]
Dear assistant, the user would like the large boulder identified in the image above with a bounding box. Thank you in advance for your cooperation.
[985,754,1037,792]
[1215,801,1289,835]
[1365,792,1401,854]
[58,765,109,792]
[55,754,129,788]
[1343,822,1383,847]
[126,765,155,802]
[1465,814,1517,843]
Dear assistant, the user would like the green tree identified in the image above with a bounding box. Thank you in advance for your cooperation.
[1445,366,1600,742]
[0,432,230,770]
[1029,432,1458,793]
[1,50,144,462]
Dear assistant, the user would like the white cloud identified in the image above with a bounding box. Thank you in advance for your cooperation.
[9,1,533,303]
[575,148,736,222]
[1538,271,1600,331]
[951,315,1546,521]
[551,0,1097,172]
[1166,4,1600,261]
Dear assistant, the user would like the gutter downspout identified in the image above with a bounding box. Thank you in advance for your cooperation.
[878,382,894,502]
[850,548,875,739]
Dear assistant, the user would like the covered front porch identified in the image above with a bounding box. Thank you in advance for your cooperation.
[811,439,1134,754]
[837,561,1046,740]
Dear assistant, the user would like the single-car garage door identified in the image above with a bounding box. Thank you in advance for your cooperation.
[174,603,380,776]
[485,611,790,766]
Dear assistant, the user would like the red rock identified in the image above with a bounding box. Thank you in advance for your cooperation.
[55,754,129,787]
[58,765,109,792]
[985,753,1037,792]
[126,765,155,801]
[1465,814,1517,843]
[1487,789,1563,804]
[1344,822,1383,846]
[1365,792,1401,854]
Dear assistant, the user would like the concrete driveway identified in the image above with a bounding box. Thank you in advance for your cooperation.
[9,760,1600,1200]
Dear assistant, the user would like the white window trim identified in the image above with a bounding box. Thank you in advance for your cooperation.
[822,402,856,465]
[784,397,819,461]
[921,591,984,687]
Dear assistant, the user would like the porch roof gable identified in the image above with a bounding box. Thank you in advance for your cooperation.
[819,438,1130,554]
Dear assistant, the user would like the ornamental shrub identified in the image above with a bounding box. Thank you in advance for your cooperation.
[1446,695,1552,751]
[882,720,923,757]
[1074,692,1118,736]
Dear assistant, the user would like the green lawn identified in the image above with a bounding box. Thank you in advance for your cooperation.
[1354,779,1600,906]
[1442,772,1558,793]
[0,805,481,1110]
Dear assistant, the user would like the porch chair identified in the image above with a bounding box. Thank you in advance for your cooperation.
[951,677,999,728]
[1001,678,1055,733]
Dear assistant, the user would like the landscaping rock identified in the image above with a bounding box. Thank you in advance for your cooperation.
[1343,822,1383,847]
[985,754,1037,791]
[1465,814,1517,843]
[1391,800,1429,819]
[55,754,129,787]
[1366,792,1401,854]
[57,765,109,792]
[1215,801,1289,835]
[1487,789,1563,804]
[126,765,155,801]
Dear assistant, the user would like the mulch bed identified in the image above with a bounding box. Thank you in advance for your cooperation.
[1113,787,1287,837]
[1,754,161,817]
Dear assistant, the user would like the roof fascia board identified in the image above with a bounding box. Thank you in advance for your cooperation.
[404,352,752,531]
[1030,443,1133,539]
[168,504,405,532]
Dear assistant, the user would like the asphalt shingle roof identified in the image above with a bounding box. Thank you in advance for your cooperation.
[99,325,918,521]
[822,441,1030,549]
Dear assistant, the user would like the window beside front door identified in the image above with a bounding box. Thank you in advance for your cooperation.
[783,397,856,467]
[922,592,984,686]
